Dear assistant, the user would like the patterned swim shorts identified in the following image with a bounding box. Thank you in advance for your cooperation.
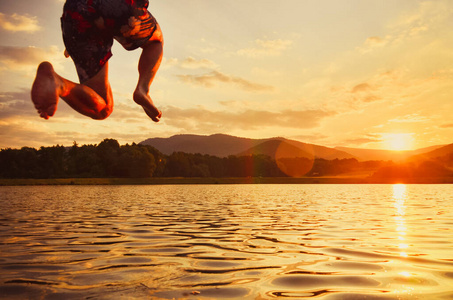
[61,0,158,83]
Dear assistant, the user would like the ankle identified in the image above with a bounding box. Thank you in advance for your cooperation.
[133,88,149,105]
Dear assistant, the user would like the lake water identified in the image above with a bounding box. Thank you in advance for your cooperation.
[0,184,452,299]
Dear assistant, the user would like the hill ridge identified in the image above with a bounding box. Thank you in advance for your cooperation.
[141,133,452,162]
[141,133,354,160]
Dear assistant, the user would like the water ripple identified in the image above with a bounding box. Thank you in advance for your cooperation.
[0,184,452,299]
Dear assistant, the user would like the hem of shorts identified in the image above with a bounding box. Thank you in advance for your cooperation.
[121,25,158,51]
[79,52,113,84]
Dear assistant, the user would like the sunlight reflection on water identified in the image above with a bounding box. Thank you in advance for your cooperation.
[393,184,408,258]
[0,184,452,299]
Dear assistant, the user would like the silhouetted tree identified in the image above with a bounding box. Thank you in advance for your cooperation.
[142,145,166,176]
[116,144,156,177]
[37,145,66,178]
[165,152,192,177]
[371,162,414,179]
[0,147,40,178]
[67,143,103,177]
[415,160,452,177]
[1,139,451,180]
[277,157,313,177]
[96,138,120,177]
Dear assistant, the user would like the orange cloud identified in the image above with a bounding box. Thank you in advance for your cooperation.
[163,57,218,70]
[365,36,387,47]
[0,13,40,33]
[358,1,452,54]
[237,39,293,57]
[351,83,372,93]
[163,106,335,132]
[389,114,430,123]
[0,90,35,119]
[342,135,383,147]
[0,45,60,66]
[177,70,274,92]
[180,57,218,69]
[349,82,382,103]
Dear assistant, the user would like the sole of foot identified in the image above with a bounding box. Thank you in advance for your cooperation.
[31,62,59,119]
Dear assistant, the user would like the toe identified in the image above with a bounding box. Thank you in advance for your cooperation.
[152,110,162,122]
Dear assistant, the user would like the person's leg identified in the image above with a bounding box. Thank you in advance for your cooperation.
[31,61,113,120]
[133,24,164,122]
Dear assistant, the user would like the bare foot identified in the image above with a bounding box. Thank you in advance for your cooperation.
[31,62,60,119]
[133,89,162,122]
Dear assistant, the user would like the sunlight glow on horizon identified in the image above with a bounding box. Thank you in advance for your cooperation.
[382,133,416,151]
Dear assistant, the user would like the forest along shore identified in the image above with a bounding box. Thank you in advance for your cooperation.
[1,139,452,184]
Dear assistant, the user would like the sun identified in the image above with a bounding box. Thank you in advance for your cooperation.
[382,133,415,151]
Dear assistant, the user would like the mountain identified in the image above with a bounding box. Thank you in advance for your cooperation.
[141,134,451,162]
[141,134,267,157]
[408,143,453,162]
[238,138,356,160]
[335,144,446,162]
[140,134,356,160]
[238,139,313,159]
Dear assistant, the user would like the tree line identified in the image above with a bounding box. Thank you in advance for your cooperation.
[1,138,451,179]
[0,138,361,179]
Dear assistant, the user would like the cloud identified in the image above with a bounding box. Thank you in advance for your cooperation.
[0,13,41,33]
[0,119,120,149]
[365,36,388,47]
[0,90,36,119]
[0,120,60,149]
[439,123,453,129]
[291,133,329,143]
[394,1,450,35]
[0,45,61,67]
[107,103,148,123]
[177,70,274,92]
[348,82,382,103]
[351,83,372,93]
[237,39,293,58]
[342,135,383,146]
[388,114,430,123]
[359,1,453,54]
[163,57,218,70]
[163,106,334,132]
[166,56,273,92]
[358,36,391,54]
[180,57,218,69]
[0,89,77,121]
[0,112,152,148]
[352,94,381,103]
[218,100,243,108]
[345,69,412,105]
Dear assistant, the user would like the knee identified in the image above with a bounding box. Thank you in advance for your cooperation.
[91,105,113,120]
[99,107,112,120]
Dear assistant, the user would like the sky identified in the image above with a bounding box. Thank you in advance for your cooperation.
[0,0,452,151]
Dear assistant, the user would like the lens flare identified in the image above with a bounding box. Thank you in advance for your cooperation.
[275,141,314,177]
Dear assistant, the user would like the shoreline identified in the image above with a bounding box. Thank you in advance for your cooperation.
[0,177,452,186]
